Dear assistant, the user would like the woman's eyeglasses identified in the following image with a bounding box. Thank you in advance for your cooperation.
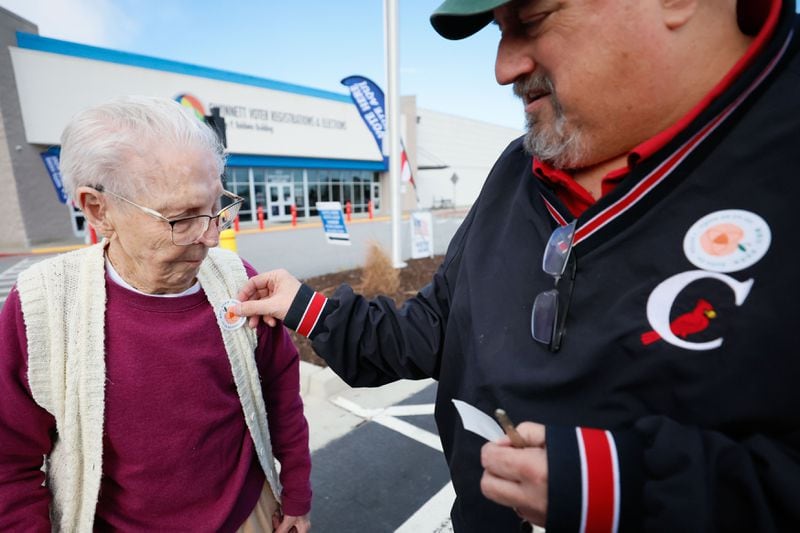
[531,220,577,352]
[92,185,244,246]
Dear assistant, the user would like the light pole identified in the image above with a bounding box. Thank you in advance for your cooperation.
[385,0,405,268]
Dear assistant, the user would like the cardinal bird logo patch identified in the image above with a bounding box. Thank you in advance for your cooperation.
[641,271,754,351]
[641,299,717,346]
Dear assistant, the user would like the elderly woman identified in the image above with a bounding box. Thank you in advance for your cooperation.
[0,97,311,532]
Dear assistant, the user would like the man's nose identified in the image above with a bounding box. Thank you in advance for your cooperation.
[495,35,536,85]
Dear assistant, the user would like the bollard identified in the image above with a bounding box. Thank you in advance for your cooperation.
[367,200,374,220]
[89,225,98,244]
[233,215,240,233]
[345,201,352,222]
[219,228,238,252]
[257,205,265,230]
[291,204,297,227]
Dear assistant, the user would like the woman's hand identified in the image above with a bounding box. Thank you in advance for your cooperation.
[273,511,311,533]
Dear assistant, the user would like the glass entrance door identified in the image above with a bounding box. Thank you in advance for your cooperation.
[252,183,267,222]
[267,183,295,222]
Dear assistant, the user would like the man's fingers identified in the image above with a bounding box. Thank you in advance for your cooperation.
[235,299,276,319]
[236,277,261,302]
[481,442,547,484]
[480,468,525,508]
[480,451,548,526]
[516,422,546,447]
[237,270,283,301]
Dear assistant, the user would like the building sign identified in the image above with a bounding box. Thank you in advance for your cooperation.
[9,44,382,162]
[207,101,347,136]
[317,201,351,245]
[40,152,67,204]
[410,210,434,259]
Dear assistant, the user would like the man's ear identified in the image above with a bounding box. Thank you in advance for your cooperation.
[660,0,698,30]
[76,186,115,238]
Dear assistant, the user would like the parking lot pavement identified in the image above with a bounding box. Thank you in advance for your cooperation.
[0,256,44,308]
[300,364,455,532]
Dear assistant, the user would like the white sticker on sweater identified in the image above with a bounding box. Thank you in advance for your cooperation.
[683,210,771,273]
[217,299,246,331]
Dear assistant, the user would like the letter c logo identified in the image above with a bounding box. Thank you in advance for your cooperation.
[646,270,753,351]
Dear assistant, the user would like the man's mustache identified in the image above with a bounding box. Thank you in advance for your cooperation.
[513,73,555,101]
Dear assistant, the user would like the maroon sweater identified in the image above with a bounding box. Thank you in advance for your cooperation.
[0,265,311,532]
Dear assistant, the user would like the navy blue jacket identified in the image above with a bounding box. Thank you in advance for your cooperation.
[286,3,800,531]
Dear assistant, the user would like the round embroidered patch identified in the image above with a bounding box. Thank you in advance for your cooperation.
[683,210,771,272]
[217,299,246,331]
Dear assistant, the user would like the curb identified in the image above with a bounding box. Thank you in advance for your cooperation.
[299,360,349,399]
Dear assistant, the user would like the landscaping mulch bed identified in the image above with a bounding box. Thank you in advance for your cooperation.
[290,255,444,367]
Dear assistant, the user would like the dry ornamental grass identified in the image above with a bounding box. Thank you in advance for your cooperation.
[358,242,400,297]
[288,247,444,367]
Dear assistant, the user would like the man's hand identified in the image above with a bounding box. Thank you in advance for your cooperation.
[235,269,302,328]
[480,422,548,527]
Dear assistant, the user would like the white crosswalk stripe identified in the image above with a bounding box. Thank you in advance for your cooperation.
[0,257,42,308]
[395,483,455,533]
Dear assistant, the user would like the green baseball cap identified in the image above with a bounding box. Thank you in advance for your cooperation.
[430,0,511,40]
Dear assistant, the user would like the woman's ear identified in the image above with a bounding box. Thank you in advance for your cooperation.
[660,0,699,30]
[76,186,115,239]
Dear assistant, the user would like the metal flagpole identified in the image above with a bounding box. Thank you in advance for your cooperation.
[385,0,405,268]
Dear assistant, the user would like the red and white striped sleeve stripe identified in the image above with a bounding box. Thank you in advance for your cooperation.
[296,292,328,337]
[576,427,621,533]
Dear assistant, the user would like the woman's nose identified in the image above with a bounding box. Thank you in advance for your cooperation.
[195,220,220,246]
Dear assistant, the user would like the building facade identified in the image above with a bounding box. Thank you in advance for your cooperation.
[0,7,521,251]
[412,105,525,210]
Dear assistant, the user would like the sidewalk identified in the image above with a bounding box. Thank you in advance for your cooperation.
[0,208,470,257]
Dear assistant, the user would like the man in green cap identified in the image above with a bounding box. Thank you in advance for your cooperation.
[237,0,800,530]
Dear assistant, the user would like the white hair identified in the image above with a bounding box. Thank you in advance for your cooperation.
[59,95,226,201]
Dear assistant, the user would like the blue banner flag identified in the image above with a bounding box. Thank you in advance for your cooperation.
[40,152,68,204]
[341,75,386,155]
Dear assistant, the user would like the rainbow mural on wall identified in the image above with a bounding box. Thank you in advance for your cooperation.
[174,93,206,120]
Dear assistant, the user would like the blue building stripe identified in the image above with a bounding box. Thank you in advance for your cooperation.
[15,32,352,103]
[227,154,387,171]
[44,143,385,171]
[43,147,386,172]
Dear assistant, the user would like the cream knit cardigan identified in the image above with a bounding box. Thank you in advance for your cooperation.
[16,242,282,533]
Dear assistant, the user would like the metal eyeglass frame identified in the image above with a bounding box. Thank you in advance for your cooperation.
[91,184,244,246]
[530,219,578,352]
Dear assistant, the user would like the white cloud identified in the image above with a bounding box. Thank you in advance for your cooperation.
[0,0,138,48]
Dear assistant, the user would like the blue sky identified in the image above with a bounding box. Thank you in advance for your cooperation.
[0,0,524,130]
[2,1,798,131]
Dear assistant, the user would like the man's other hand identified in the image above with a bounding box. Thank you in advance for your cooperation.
[480,422,548,527]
